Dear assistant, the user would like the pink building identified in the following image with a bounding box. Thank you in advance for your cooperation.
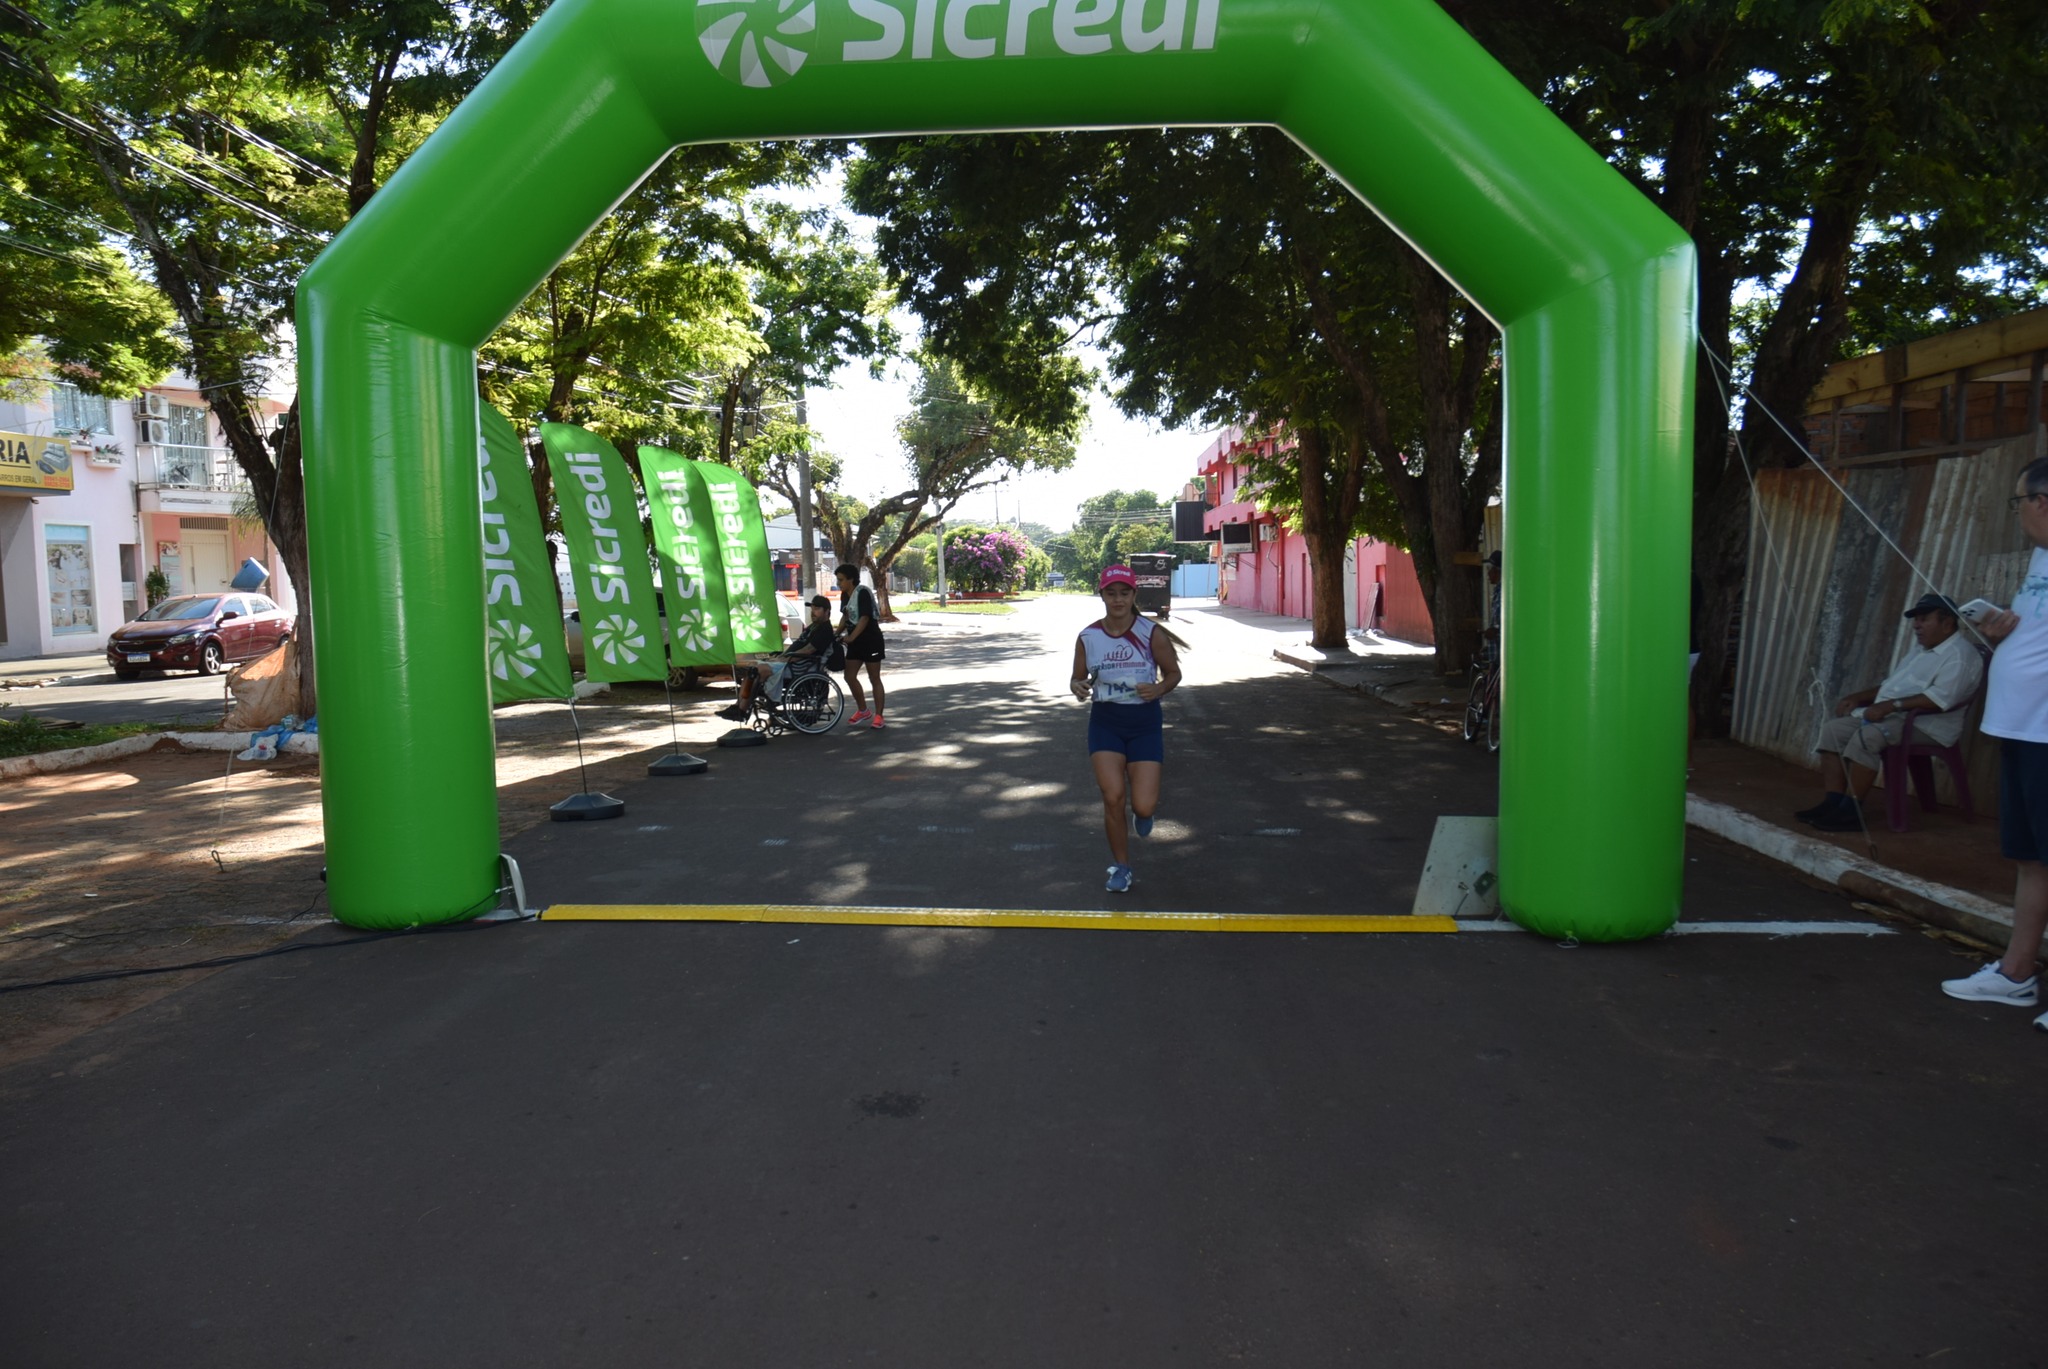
[1195,427,1434,646]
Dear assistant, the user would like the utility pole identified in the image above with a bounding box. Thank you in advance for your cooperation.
[934,517,947,605]
[795,389,817,595]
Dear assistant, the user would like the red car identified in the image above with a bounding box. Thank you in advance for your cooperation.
[105,593,295,678]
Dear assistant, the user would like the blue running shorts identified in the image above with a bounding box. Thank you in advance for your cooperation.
[1088,699,1164,764]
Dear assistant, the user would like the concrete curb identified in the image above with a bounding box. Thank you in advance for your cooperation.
[0,729,318,781]
[1298,657,2011,945]
[0,731,164,779]
[1685,795,2012,948]
[1273,646,1344,672]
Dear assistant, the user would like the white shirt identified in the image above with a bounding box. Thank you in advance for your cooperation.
[1080,617,1158,704]
[1983,545,2048,743]
[1870,628,1984,747]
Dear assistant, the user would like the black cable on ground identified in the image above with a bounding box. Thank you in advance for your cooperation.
[0,913,521,997]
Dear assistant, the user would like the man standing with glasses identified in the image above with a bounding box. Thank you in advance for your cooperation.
[1942,457,2048,1025]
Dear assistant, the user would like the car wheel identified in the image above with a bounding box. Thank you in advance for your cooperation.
[113,666,141,680]
[199,641,225,675]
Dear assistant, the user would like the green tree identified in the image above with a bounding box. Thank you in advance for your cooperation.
[480,150,857,602]
[1067,489,1176,584]
[1020,543,1052,591]
[894,543,929,591]
[1444,0,2048,728]
[849,129,1501,668]
[1012,518,1061,548]
[811,356,1078,617]
[712,202,899,464]
[3,0,540,712]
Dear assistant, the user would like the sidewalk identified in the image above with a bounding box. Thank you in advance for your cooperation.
[0,652,109,689]
[1180,601,2014,947]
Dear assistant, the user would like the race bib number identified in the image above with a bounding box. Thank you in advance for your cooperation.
[1094,662,1153,702]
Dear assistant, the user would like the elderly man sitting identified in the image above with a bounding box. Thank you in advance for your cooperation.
[1797,592,1984,832]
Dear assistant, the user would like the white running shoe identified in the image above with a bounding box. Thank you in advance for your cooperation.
[1941,963,2039,1006]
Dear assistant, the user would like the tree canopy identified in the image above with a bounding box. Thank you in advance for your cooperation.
[848,128,1499,665]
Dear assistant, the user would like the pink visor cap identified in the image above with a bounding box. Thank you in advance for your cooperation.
[1099,566,1137,589]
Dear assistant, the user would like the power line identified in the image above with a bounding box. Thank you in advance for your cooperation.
[0,231,120,276]
[0,51,328,241]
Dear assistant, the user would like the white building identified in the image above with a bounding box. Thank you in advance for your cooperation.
[0,374,294,661]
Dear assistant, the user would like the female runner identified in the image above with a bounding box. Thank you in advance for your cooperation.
[1070,565,1184,893]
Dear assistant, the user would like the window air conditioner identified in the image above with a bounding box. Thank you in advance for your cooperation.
[1257,523,1278,542]
[141,419,170,446]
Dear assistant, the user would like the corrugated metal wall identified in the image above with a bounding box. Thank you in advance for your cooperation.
[1733,436,2038,806]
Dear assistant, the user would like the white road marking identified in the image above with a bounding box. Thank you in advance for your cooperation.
[1452,919,1894,936]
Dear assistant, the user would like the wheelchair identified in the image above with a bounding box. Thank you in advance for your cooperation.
[738,654,846,736]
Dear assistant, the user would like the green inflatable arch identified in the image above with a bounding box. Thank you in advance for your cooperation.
[297,0,1696,939]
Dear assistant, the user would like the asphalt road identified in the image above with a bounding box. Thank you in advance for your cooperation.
[5,663,231,727]
[3,599,2042,1366]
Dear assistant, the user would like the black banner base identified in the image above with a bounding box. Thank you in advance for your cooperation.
[551,791,626,822]
[648,752,709,776]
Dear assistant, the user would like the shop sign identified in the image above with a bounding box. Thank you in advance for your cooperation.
[0,430,75,494]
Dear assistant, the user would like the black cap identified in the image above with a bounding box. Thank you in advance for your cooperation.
[1483,550,1502,568]
[1902,593,1959,620]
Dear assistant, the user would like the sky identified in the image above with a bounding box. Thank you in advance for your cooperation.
[773,172,1220,533]
[803,351,1219,531]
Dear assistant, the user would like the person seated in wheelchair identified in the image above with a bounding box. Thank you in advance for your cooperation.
[719,595,834,720]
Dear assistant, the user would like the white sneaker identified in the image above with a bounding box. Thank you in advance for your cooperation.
[1941,963,2039,1006]
[2035,1010,2048,1033]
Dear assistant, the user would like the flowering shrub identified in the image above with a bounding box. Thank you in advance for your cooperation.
[944,527,1031,594]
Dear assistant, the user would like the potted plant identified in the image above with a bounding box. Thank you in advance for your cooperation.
[143,567,170,607]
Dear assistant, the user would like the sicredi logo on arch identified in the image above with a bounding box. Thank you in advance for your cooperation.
[695,0,1222,89]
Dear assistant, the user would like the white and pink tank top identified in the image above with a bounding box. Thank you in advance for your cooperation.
[1081,617,1158,704]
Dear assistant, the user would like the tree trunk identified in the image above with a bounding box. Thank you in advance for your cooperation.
[866,564,894,621]
[1404,256,1500,676]
[1304,528,1351,647]
[1290,427,1354,648]
[215,391,317,718]
[1689,162,1869,736]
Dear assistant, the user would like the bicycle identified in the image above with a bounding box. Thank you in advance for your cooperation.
[1463,649,1500,754]
[738,657,846,736]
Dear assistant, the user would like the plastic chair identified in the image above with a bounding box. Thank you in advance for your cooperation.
[1881,647,1990,833]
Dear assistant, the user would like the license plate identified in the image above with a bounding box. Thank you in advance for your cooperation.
[125,653,151,663]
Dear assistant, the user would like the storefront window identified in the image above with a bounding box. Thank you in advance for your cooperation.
[46,524,96,635]
[52,383,113,435]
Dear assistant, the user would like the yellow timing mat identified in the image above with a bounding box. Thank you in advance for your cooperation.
[541,904,1459,934]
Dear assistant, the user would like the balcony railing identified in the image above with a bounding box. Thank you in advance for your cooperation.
[140,445,251,494]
